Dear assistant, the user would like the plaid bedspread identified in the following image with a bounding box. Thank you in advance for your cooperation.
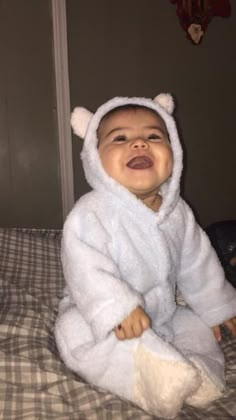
[0,228,235,419]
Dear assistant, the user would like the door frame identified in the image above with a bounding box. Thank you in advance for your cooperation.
[52,0,74,220]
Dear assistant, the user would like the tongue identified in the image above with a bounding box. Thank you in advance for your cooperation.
[127,156,153,169]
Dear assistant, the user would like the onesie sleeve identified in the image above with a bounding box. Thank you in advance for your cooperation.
[61,207,144,341]
[177,201,236,327]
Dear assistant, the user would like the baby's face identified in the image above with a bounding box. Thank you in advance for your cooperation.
[98,108,173,200]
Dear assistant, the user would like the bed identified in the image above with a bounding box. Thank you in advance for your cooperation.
[0,228,235,419]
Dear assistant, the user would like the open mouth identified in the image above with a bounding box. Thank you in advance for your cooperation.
[127,156,153,170]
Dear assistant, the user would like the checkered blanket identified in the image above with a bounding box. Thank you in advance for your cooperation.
[0,228,235,419]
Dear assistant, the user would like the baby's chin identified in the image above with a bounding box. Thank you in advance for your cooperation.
[125,188,162,210]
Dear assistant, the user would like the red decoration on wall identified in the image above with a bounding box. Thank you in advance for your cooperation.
[170,0,231,44]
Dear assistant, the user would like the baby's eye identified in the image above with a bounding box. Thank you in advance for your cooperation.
[148,133,161,141]
[113,135,127,142]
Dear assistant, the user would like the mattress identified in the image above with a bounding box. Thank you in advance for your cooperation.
[0,228,235,419]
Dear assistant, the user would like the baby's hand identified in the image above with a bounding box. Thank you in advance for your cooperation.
[211,317,236,342]
[114,306,151,340]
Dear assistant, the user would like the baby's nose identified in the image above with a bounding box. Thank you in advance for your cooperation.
[131,138,147,148]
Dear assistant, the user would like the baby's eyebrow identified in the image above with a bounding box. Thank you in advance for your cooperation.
[105,125,167,137]
[144,125,166,135]
[105,127,128,137]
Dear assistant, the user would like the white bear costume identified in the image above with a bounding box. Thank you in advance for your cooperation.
[55,94,236,418]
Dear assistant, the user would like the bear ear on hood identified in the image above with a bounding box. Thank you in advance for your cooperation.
[70,107,93,139]
[153,93,174,115]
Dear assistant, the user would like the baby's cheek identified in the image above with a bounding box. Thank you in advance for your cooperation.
[166,149,174,174]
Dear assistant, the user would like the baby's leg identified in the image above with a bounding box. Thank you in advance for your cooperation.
[55,306,200,418]
[171,306,225,408]
[55,305,118,382]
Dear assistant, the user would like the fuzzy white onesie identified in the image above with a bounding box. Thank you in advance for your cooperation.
[55,94,236,418]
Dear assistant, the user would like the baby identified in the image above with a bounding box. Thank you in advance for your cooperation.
[55,94,236,418]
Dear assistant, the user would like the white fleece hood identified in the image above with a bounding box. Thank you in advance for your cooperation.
[71,94,183,224]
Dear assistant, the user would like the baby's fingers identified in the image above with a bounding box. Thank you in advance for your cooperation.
[140,314,151,331]
[132,320,144,338]
[115,322,134,340]
[212,325,221,342]
[114,325,126,340]
[224,318,236,337]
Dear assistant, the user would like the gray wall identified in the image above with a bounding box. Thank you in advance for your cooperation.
[67,0,236,227]
[0,0,62,228]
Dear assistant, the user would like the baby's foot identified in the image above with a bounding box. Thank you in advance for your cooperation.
[186,360,223,408]
[133,343,201,418]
